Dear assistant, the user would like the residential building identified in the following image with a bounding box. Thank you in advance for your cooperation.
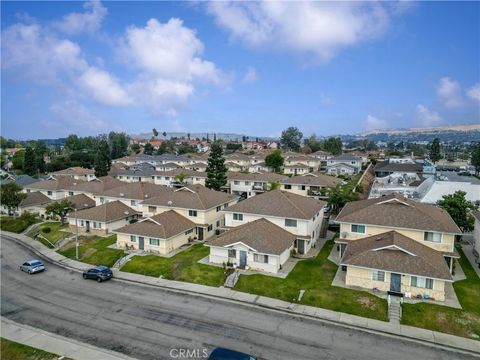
[223,190,325,254]
[23,177,85,200]
[153,169,207,187]
[208,218,296,274]
[114,163,158,183]
[374,158,423,178]
[0,174,40,187]
[16,192,52,217]
[67,200,140,236]
[335,194,461,301]
[284,154,321,172]
[283,163,311,175]
[414,177,480,205]
[325,162,358,176]
[50,167,96,181]
[115,210,196,254]
[473,211,480,256]
[63,176,124,199]
[227,172,287,198]
[326,155,363,175]
[281,172,342,198]
[142,184,238,240]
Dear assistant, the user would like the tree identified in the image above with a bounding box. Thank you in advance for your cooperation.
[0,183,27,216]
[306,135,322,153]
[162,131,167,138]
[108,132,129,159]
[205,141,228,191]
[153,128,159,138]
[143,143,154,155]
[23,147,37,176]
[327,184,357,214]
[94,140,111,177]
[45,199,75,224]
[187,133,191,140]
[156,142,168,155]
[429,137,442,164]
[322,137,343,155]
[280,127,303,152]
[12,149,25,170]
[265,150,284,173]
[267,181,281,191]
[437,191,477,232]
[177,144,196,155]
[471,143,480,176]
[131,143,141,154]
[175,172,187,184]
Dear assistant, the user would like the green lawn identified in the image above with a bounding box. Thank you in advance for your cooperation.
[121,243,225,287]
[58,235,124,268]
[0,215,39,233]
[234,239,388,321]
[27,222,72,245]
[1,338,71,360]
[402,246,480,339]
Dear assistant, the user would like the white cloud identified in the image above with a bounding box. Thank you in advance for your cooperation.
[53,0,107,35]
[364,114,387,131]
[436,76,465,108]
[416,104,442,126]
[80,67,132,106]
[206,2,391,62]
[466,83,480,102]
[241,66,258,84]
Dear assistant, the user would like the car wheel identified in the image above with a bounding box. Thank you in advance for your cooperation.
[83,274,87,279]
[96,277,102,283]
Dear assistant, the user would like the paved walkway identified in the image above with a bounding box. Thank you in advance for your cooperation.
[1,318,136,360]
[4,231,480,356]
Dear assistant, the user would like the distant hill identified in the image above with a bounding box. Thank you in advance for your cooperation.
[360,124,480,136]
[132,132,278,141]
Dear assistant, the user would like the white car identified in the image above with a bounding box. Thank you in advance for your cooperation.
[20,260,45,274]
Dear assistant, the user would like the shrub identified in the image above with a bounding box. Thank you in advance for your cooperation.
[42,227,51,233]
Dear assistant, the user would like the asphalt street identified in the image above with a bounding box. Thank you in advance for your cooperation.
[1,235,477,360]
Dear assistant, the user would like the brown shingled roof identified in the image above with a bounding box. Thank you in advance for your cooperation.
[227,172,287,182]
[341,231,453,280]
[19,192,52,207]
[64,176,124,194]
[114,210,196,239]
[51,167,95,176]
[143,184,237,210]
[336,193,461,234]
[97,182,172,200]
[208,218,296,255]
[71,200,140,222]
[282,172,342,187]
[224,190,325,219]
[24,177,85,191]
[62,193,96,210]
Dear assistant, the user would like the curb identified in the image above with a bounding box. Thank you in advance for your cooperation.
[3,232,480,357]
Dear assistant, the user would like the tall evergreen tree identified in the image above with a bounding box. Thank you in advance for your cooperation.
[471,143,480,176]
[144,143,154,155]
[94,140,111,177]
[23,147,37,176]
[1,183,27,216]
[280,126,303,152]
[429,137,442,164]
[205,141,228,191]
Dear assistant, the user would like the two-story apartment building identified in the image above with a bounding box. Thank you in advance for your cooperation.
[227,172,287,198]
[23,177,86,200]
[326,154,363,175]
[63,176,124,199]
[50,167,96,181]
[141,184,238,241]
[281,172,342,198]
[284,154,321,173]
[153,169,207,187]
[335,194,461,301]
[221,190,325,254]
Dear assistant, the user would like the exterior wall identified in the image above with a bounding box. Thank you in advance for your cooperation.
[24,189,66,200]
[326,165,356,175]
[116,175,155,183]
[18,205,48,218]
[345,266,446,301]
[116,230,193,255]
[95,196,144,212]
[68,217,133,235]
[283,167,309,175]
[339,223,455,253]
[474,218,480,255]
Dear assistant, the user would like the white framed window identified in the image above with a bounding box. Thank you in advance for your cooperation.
[216,206,222,212]
[131,200,138,206]
[234,181,240,185]
[47,191,52,196]
[254,254,268,263]
[93,222,97,228]
[423,232,442,243]
[228,249,236,258]
[80,220,84,226]
[188,210,198,217]
[411,276,433,289]
[285,219,297,227]
[245,181,250,185]
[148,206,156,213]
[207,224,213,231]
[185,229,193,235]
[130,235,137,242]
[372,270,385,281]
[351,224,366,234]
[233,213,244,221]
[69,191,74,196]
[284,184,292,189]
[149,238,160,246]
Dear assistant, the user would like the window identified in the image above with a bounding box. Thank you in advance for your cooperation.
[284,184,292,189]
[131,200,138,206]
[98,223,102,229]
[148,206,156,213]
[245,181,250,185]
[69,191,74,196]
[47,191,52,196]
[351,224,366,234]
[165,177,170,180]
[254,254,268,263]
[185,229,193,235]
[424,232,441,243]
[149,238,160,246]
[216,206,222,212]
[130,235,137,242]
[188,210,197,217]
[93,222,97,228]
[233,213,243,221]
[207,224,213,231]
[411,276,433,289]
[285,219,297,227]
[99,197,105,204]
[298,185,306,190]
[80,220,84,226]
[216,220,220,227]
[228,249,236,258]
[234,181,240,185]
[372,270,385,281]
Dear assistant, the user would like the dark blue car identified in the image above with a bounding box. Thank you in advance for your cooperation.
[208,348,257,360]
[82,265,113,283]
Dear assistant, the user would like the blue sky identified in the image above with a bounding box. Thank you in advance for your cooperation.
[1,1,479,140]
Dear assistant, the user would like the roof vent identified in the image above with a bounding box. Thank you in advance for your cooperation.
[168,200,173,206]
[124,211,130,215]
[119,192,125,197]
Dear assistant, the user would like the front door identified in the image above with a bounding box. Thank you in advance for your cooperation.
[139,237,144,250]
[390,273,401,293]
[197,227,204,241]
[297,239,305,255]
[85,221,90,233]
[239,251,247,269]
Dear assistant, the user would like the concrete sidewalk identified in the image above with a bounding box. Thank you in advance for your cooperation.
[1,318,136,360]
[4,231,480,356]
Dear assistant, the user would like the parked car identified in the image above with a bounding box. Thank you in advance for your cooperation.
[458,171,471,176]
[20,260,45,274]
[82,266,113,283]
[323,204,331,214]
[208,348,257,360]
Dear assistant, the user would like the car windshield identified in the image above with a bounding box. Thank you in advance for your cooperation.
[99,268,111,273]
[30,261,43,266]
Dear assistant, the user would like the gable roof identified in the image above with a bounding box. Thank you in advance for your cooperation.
[24,177,85,191]
[224,190,325,219]
[63,193,96,210]
[97,182,172,200]
[208,218,296,255]
[71,200,139,222]
[114,210,196,239]
[19,192,52,207]
[64,176,124,194]
[374,160,423,173]
[341,231,453,280]
[282,172,342,187]
[227,172,287,182]
[336,193,461,234]
[51,167,94,176]
[143,184,237,210]
[330,154,362,161]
